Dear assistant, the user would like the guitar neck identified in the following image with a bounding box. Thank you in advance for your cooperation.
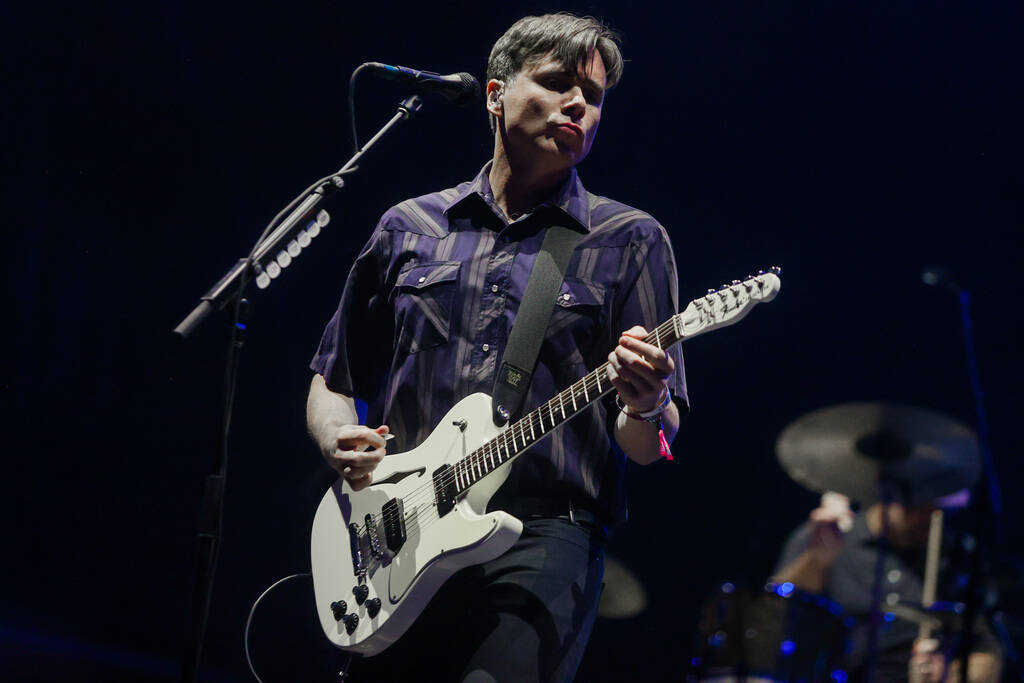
[449,268,780,494]
[450,316,684,494]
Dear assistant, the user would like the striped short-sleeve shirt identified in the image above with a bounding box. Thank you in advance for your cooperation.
[311,162,687,526]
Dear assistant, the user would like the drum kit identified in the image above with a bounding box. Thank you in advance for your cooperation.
[599,401,996,681]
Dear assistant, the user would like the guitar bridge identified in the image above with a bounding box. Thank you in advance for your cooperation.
[348,523,366,578]
[365,513,383,559]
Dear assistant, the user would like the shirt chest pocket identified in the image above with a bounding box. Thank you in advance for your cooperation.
[393,261,461,354]
[546,276,607,367]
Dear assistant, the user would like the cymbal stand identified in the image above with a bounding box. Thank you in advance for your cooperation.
[952,287,1003,683]
[865,481,897,683]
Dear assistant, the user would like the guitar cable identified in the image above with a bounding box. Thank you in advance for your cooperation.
[243,572,354,682]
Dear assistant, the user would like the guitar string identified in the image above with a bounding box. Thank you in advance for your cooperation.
[357,280,764,537]
[341,280,774,588]
[360,295,711,537]
[357,308,698,539]
[356,314,684,538]
[351,280,771,567]
[363,310,673,527]
[418,312,678,496]
[359,348,632,540]
[385,379,620,541]
[365,363,620,535]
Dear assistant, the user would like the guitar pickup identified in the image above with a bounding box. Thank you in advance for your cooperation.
[382,498,406,552]
[432,464,456,518]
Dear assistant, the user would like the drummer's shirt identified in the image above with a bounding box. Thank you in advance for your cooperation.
[775,511,999,681]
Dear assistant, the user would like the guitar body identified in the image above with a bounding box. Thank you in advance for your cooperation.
[310,392,524,656]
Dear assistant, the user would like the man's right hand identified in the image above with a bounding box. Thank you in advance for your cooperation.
[322,424,390,491]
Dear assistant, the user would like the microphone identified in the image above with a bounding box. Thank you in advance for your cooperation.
[363,62,481,106]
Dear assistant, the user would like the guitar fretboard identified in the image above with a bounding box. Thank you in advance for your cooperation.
[451,315,684,493]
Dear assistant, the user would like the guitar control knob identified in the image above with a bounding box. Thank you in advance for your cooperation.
[366,597,381,618]
[330,600,348,620]
[353,584,369,604]
[342,613,359,634]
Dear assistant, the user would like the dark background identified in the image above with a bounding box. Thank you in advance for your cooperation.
[4,1,1022,681]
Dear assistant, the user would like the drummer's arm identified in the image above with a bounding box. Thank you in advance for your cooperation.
[772,550,835,594]
[772,500,849,593]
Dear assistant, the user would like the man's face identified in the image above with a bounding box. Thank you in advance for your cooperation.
[496,50,607,173]
[881,502,937,549]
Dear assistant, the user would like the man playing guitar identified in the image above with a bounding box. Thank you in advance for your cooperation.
[307,13,686,681]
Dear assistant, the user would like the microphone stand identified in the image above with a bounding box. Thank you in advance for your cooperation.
[864,481,896,683]
[176,94,423,683]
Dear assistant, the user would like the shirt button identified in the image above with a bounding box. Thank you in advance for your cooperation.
[482,344,490,352]
[490,284,499,293]
[887,569,902,584]
[418,276,426,283]
[885,592,900,606]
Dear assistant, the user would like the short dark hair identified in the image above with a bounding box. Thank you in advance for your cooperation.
[486,13,624,132]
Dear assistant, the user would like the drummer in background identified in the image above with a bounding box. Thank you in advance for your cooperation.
[772,491,1003,683]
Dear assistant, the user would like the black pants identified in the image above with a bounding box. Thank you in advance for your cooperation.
[350,517,606,683]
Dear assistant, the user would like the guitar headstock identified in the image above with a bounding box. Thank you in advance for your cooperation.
[675,267,781,340]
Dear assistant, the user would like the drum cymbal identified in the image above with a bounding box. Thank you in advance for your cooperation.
[598,555,647,619]
[776,402,979,505]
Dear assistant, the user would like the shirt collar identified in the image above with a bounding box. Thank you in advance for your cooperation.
[443,161,591,233]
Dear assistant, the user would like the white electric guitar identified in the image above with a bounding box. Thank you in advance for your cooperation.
[310,269,782,655]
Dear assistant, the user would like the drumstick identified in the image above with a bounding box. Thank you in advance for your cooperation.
[919,509,944,640]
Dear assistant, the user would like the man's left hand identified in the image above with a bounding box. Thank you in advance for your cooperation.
[607,326,674,414]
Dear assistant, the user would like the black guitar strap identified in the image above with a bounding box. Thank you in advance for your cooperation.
[492,223,583,426]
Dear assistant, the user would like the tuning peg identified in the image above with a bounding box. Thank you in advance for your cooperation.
[707,288,717,295]
[757,269,766,275]
[731,280,741,285]
[770,265,783,274]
